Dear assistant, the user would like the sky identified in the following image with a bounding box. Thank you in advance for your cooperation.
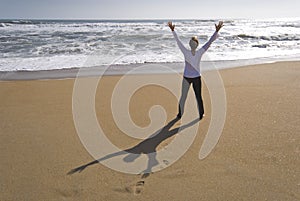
[0,0,299,19]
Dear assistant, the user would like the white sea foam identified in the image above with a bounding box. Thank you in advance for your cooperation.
[0,18,300,72]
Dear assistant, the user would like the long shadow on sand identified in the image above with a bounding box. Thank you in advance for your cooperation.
[68,117,200,178]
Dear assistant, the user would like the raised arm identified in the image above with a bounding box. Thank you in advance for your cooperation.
[202,21,223,51]
[168,21,188,53]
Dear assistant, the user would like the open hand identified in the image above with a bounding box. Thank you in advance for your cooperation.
[168,21,175,31]
[215,21,224,32]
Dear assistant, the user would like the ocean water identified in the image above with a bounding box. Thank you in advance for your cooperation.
[0,18,300,72]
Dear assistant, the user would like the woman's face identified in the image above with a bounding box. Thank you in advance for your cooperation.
[189,39,199,50]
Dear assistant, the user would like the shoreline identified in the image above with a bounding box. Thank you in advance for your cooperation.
[1,58,300,81]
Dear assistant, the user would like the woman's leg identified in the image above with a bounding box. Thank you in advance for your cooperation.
[177,77,191,118]
[192,77,204,119]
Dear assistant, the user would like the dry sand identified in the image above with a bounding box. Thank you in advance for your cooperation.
[1,61,300,200]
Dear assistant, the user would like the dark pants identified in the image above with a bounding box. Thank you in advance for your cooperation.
[178,76,204,118]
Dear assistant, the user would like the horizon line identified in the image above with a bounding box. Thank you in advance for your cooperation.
[1,16,299,21]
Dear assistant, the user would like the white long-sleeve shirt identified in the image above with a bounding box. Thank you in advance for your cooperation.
[172,30,219,78]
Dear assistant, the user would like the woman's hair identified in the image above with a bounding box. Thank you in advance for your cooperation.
[191,36,199,44]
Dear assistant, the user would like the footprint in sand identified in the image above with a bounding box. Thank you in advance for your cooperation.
[163,159,169,165]
[125,180,145,195]
[133,180,145,195]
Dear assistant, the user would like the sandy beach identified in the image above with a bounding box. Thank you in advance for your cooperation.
[1,61,300,200]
